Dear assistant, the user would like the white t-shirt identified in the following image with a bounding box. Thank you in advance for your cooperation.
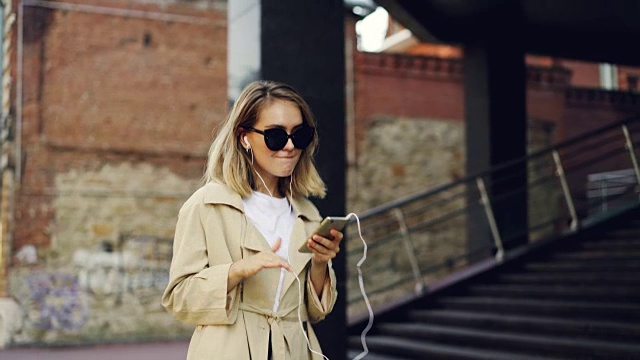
[242,191,295,312]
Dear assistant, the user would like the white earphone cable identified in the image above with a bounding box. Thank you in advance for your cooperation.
[294,272,330,360]
[295,212,373,360]
[347,212,374,360]
[249,148,274,197]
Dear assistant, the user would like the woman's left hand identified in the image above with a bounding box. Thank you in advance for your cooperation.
[307,229,343,265]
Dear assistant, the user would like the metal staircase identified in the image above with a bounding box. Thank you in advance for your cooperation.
[345,116,640,359]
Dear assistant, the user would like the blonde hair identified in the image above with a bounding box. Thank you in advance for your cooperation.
[204,80,326,198]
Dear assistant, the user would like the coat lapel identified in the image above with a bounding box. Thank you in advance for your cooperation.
[241,222,272,253]
[285,217,312,288]
[280,196,321,297]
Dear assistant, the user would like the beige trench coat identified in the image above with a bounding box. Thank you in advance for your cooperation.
[162,182,337,360]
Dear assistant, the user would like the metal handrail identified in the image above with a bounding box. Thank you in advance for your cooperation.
[346,115,640,320]
[354,116,640,222]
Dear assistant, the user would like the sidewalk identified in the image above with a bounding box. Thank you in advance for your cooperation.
[0,341,189,360]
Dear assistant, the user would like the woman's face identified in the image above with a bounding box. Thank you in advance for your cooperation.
[244,99,304,188]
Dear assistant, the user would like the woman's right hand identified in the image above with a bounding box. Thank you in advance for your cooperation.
[228,238,291,291]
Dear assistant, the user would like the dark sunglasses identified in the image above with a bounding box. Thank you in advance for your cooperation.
[247,126,315,151]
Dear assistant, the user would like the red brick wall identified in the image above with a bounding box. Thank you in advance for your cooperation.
[354,51,639,149]
[15,1,227,251]
[354,52,578,148]
[563,88,640,137]
[618,65,640,91]
[560,59,601,88]
[353,52,464,156]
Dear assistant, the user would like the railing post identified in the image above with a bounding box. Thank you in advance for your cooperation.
[475,177,504,262]
[622,124,640,188]
[391,208,425,294]
[552,150,579,231]
[599,179,608,213]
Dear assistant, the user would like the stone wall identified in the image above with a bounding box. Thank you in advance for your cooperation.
[348,116,465,212]
[346,116,465,319]
[8,163,198,345]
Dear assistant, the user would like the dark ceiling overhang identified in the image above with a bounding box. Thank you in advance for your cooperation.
[376,0,640,66]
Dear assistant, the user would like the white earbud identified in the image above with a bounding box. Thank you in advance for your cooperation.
[244,136,251,149]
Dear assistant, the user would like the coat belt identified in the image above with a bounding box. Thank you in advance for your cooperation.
[239,303,309,360]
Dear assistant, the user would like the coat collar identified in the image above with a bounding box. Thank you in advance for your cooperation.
[201,181,322,222]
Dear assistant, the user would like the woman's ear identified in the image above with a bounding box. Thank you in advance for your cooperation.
[238,131,250,150]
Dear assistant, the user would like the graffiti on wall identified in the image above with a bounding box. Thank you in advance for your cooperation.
[23,272,89,332]
[6,234,175,345]
[73,235,172,309]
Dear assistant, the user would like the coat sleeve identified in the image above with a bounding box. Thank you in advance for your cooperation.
[305,261,337,324]
[161,199,240,325]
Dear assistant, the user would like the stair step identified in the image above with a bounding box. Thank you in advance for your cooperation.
[435,296,640,321]
[525,260,640,272]
[468,284,640,301]
[581,240,640,249]
[409,309,640,342]
[550,250,640,260]
[376,323,640,358]
[347,335,554,360]
[498,272,640,286]
[606,229,640,237]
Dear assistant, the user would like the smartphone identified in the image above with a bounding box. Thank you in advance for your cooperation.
[298,216,351,253]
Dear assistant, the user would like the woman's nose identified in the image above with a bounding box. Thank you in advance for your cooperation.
[282,137,295,150]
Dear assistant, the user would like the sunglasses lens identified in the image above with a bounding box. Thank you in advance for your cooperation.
[261,126,315,151]
[292,126,314,149]
[264,128,289,151]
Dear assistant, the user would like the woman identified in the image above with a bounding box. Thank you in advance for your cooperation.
[162,80,342,360]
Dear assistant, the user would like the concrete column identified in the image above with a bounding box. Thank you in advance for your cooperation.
[464,39,529,252]
[228,1,346,358]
